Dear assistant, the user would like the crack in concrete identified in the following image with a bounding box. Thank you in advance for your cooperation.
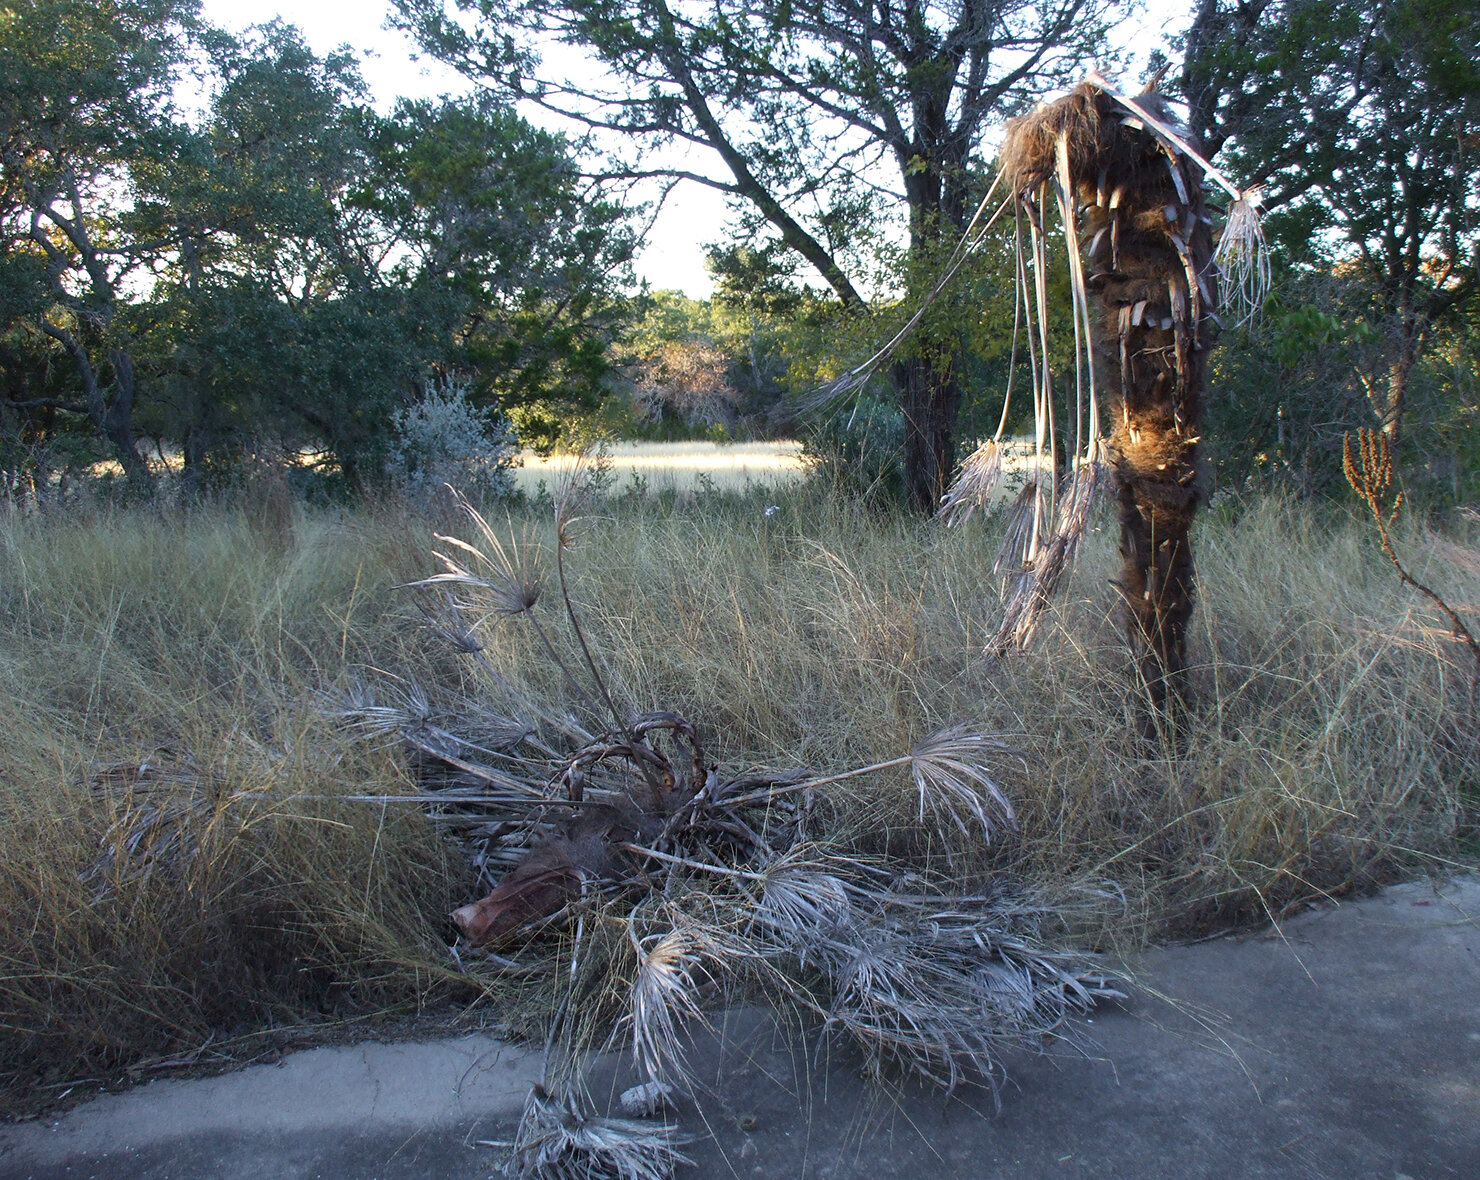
[362,1046,381,1123]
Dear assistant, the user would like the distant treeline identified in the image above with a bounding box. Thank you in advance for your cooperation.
[2,0,1477,505]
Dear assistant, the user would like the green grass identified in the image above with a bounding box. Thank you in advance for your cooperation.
[0,483,1474,1111]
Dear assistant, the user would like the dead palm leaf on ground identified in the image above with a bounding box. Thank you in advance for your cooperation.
[339,484,1123,1178]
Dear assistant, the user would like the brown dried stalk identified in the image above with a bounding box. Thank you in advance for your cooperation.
[1343,428,1480,683]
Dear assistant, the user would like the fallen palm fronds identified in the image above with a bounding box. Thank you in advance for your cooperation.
[338,485,1122,1178]
[507,1082,693,1180]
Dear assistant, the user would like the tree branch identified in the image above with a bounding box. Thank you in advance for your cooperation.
[0,395,90,415]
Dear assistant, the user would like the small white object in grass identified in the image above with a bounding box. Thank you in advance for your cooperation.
[619,1080,676,1117]
[765,505,780,516]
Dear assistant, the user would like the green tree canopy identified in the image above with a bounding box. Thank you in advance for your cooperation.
[393,0,1125,509]
[1,4,637,491]
[1182,0,1480,447]
[0,0,200,487]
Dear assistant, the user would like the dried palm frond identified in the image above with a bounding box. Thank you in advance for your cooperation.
[458,706,540,753]
[993,480,1048,578]
[823,921,980,1088]
[985,445,1106,654]
[1213,188,1271,326]
[80,760,213,897]
[625,923,711,1090]
[337,480,1125,1179]
[507,1083,691,1180]
[802,884,1121,1093]
[330,678,427,744]
[410,488,541,619]
[1056,443,1107,559]
[907,727,1019,839]
[553,451,606,551]
[749,847,859,954]
[988,532,1072,656]
[939,438,1003,525]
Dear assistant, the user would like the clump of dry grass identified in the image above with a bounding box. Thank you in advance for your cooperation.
[0,483,1474,1118]
[0,504,470,1112]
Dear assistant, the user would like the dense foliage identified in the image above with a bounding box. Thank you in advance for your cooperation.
[394,0,1121,509]
[0,0,634,495]
[1,0,1475,505]
[1184,0,1480,499]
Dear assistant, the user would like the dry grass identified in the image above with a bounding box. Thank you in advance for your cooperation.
[0,484,1474,1113]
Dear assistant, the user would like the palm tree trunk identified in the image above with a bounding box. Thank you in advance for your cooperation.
[1078,99,1218,725]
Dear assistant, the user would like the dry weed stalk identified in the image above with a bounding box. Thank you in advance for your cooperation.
[1343,428,1480,690]
[341,485,1122,1178]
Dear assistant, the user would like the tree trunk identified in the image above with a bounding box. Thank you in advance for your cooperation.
[1381,353,1410,446]
[892,351,961,514]
[1368,319,1416,448]
[896,141,967,515]
[1107,407,1201,722]
[38,323,153,493]
[1073,94,1218,729]
[103,349,153,492]
[181,423,210,500]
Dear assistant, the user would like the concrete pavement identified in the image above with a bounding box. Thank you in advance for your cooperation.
[3,876,1476,1180]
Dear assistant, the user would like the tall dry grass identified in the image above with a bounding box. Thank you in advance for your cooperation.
[0,504,465,1109]
[0,486,1474,1110]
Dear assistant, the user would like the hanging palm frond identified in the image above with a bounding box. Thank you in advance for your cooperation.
[801,170,1015,411]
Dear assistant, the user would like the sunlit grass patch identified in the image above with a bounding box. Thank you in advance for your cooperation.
[511,440,807,497]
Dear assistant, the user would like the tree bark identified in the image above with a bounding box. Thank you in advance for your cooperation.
[181,423,210,500]
[1071,91,1218,727]
[104,349,153,491]
[37,322,152,491]
[894,118,970,515]
[892,351,962,513]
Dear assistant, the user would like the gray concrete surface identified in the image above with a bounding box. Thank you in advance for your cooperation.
[3,876,1477,1180]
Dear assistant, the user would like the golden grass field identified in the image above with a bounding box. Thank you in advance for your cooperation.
[1,473,1475,1110]
[510,440,806,496]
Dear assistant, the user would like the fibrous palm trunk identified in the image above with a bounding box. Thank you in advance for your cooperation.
[1083,120,1215,720]
[998,84,1218,725]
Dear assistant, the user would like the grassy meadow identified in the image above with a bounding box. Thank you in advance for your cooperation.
[0,475,1475,1111]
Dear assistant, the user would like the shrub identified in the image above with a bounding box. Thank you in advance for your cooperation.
[388,377,517,501]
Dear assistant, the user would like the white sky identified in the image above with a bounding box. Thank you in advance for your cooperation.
[199,0,1191,299]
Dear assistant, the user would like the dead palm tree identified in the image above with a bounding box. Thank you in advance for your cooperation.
[934,73,1268,731]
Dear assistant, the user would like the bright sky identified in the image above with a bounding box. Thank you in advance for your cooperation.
[198,0,1192,300]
